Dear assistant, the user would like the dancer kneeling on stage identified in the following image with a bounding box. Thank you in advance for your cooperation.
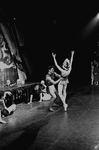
[52,51,74,111]
[0,91,16,124]
[39,80,51,102]
[45,66,61,112]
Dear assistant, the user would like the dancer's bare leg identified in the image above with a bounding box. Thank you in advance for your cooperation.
[6,104,16,114]
[48,89,56,112]
[0,110,6,124]
[58,82,68,111]
[39,93,43,102]
[62,85,68,111]
[28,94,33,104]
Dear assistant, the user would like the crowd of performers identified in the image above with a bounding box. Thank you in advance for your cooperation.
[0,50,74,124]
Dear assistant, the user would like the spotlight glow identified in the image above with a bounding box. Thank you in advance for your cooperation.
[97,13,99,19]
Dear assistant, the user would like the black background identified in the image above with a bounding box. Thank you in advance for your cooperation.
[0,1,99,85]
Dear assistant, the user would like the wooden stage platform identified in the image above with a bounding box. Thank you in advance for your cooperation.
[1,85,99,150]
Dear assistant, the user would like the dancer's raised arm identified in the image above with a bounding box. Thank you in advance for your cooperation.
[52,53,65,72]
[70,51,74,67]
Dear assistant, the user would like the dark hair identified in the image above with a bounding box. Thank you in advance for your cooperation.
[47,66,54,71]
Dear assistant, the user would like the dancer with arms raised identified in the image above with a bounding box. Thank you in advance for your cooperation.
[52,51,74,111]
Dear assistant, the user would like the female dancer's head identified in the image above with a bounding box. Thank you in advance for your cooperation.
[62,59,70,70]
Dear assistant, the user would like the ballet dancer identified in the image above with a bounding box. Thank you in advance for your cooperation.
[45,66,61,111]
[52,51,74,111]
[0,91,16,123]
[39,80,54,102]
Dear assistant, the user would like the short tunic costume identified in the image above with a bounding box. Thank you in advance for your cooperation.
[46,73,56,93]
[60,75,69,85]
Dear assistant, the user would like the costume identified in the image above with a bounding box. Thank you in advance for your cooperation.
[46,73,55,86]
[60,75,69,85]
[46,73,56,94]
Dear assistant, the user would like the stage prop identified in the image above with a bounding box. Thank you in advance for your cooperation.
[0,23,27,88]
[0,67,18,87]
[0,22,50,105]
[0,83,34,105]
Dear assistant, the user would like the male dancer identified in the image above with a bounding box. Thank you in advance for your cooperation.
[45,66,61,111]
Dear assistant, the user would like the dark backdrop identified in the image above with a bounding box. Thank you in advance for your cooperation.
[0,1,99,86]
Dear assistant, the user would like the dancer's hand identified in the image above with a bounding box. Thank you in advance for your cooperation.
[52,53,56,57]
[71,50,74,54]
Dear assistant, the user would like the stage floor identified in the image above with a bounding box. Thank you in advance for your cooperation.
[0,85,99,150]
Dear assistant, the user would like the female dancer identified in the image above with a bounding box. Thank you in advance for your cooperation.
[52,51,74,111]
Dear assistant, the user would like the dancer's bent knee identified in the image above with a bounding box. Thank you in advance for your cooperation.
[50,91,56,99]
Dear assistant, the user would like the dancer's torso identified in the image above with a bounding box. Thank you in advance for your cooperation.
[46,73,55,86]
[60,72,69,85]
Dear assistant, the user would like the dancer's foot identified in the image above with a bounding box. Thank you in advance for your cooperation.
[52,103,59,107]
[48,107,54,112]
[28,101,32,104]
[64,104,68,111]
[39,100,42,102]
[0,119,6,124]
